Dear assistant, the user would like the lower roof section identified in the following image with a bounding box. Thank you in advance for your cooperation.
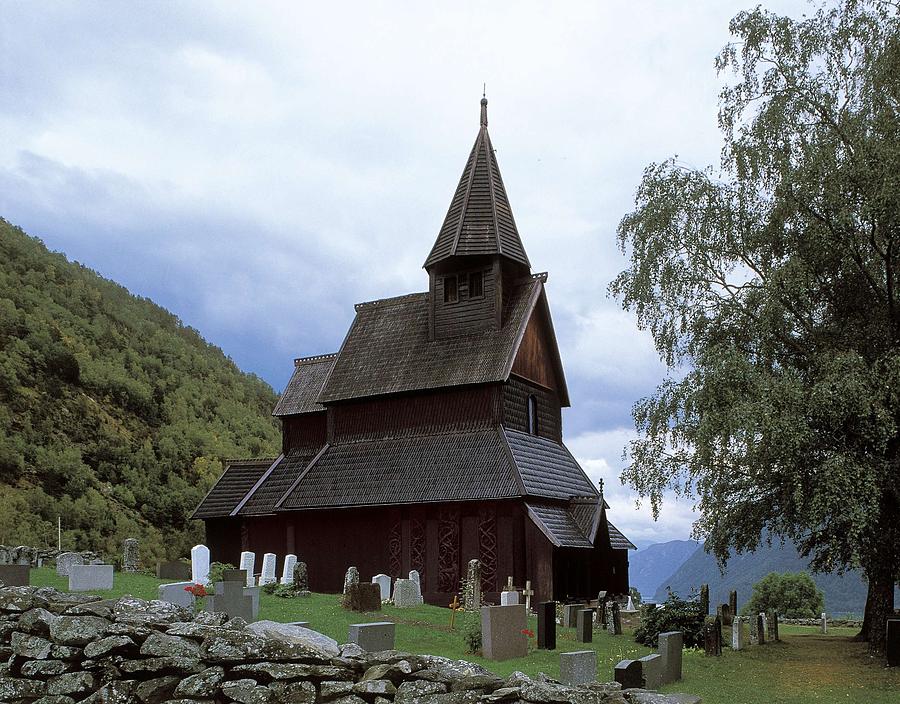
[191,458,275,520]
[526,502,595,548]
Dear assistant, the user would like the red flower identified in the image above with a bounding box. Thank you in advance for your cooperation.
[183,583,207,597]
[521,629,535,638]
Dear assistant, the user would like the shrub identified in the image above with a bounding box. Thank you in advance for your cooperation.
[742,572,824,619]
[461,611,482,654]
[634,590,705,648]
[206,562,236,588]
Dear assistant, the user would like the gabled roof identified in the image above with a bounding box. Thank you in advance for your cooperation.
[191,458,275,520]
[424,98,529,269]
[233,447,322,516]
[273,354,336,417]
[318,276,545,403]
[504,429,597,499]
[608,521,637,550]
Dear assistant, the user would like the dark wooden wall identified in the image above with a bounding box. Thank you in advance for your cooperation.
[511,308,559,391]
[433,265,496,338]
[282,412,327,453]
[502,376,562,442]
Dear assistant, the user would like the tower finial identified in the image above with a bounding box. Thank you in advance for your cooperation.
[480,90,488,128]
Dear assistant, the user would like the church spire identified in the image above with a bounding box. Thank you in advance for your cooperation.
[424,98,530,270]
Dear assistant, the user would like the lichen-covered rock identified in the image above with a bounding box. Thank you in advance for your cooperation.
[134,675,180,703]
[450,673,506,693]
[174,666,225,697]
[247,620,340,660]
[11,631,54,659]
[33,587,99,606]
[201,629,269,662]
[139,630,200,658]
[80,680,137,704]
[0,676,46,700]
[166,621,221,640]
[626,692,701,704]
[33,696,77,704]
[83,635,136,659]
[64,601,115,619]
[0,586,50,612]
[49,644,83,660]
[412,656,494,684]
[104,621,152,641]
[232,661,353,681]
[267,680,316,703]
[339,642,365,658]
[21,659,74,677]
[19,607,59,636]
[113,596,191,625]
[222,678,272,704]
[353,678,396,696]
[46,671,96,696]
[193,610,228,626]
[519,679,576,703]
[327,695,367,704]
[362,660,414,683]
[481,686,520,702]
[395,679,449,702]
[50,615,111,645]
[119,656,204,675]
[321,680,354,699]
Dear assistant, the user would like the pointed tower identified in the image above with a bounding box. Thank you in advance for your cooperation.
[425,97,531,340]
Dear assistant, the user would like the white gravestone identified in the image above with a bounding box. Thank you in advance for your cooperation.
[158,581,194,609]
[280,554,297,585]
[821,612,827,634]
[372,574,391,601]
[623,595,637,612]
[259,553,277,586]
[239,551,256,587]
[500,591,520,606]
[191,545,210,585]
[732,616,746,650]
[759,612,769,641]
[409,570,420,589]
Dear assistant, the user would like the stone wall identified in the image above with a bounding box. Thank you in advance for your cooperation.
[0,547,102,569]
[0,585,693,704]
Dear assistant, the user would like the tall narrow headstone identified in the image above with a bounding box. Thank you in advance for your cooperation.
[729,590,738,618]
[280,554,297,585]
[767,610,779,642]
[749,613,761,645]
[343,566,360,594]
[658,631,683,684]
[576,608,593,643]
[239,551,256,587]
[703,616,722,656]
[699,584,709,615]
[294,562,309,593]
[821,612,827,634]
[372,574,391,601]
[718,603,733,626]
[757,613,766,644]
[191,545,210,585]
[408,570,420,590]
[537,601,556,650]
[886,619,900,667]
[606,601,622,635]
[259,553,277,586]
[732,616,746,651]
[759,612,769,642]
[122,538,139,572]
[465,559,481,611]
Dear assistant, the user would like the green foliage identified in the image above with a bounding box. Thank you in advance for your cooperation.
[206,562,237,588]
[610,1,900,648]
[629,587,643,606]
[634,590,705,648]
[0,220,280,562]
[743,572,825,619]
[261,581,279,595]
[272,584,299,599]
[461,610,482,654]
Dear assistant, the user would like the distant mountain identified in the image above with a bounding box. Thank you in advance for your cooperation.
[629,540,699,599]
[652,539,899,617]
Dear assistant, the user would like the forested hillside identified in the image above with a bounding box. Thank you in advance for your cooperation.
[0,219,281,562]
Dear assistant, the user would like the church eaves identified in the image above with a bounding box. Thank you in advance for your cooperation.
[424,98,530,269]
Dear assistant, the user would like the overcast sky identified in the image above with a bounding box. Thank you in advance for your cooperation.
[1,0,811,547]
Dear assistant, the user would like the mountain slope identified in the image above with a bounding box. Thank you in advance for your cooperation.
[652,539,899,616]
[629,539,699,599]
[0,219,281,562]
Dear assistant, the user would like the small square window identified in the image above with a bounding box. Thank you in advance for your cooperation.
[444,275,458,303]
[468,271,483,298]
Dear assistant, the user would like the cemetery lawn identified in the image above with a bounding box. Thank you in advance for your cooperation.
[29,569,900,702]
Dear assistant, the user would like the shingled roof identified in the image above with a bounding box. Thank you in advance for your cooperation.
[608,521,637,550]
[191,458,276,520]
[505,429,598,500]
[318,277,544,403]
[232,447,322,516]
[526,503,595,548]
[273,354,336,417]
[424,98,529,269]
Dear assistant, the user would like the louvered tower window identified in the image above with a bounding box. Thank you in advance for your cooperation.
[444,275,458,303]
[468,271,483,298]
[527,395,538,435]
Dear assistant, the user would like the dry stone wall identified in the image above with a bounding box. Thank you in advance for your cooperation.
[0,548,102,569]
[0,585,693,704]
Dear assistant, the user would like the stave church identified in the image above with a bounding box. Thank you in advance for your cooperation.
[193,98,635,605]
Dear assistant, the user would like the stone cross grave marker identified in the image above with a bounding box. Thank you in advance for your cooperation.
[191,544,210,585]
[732,616,746,650]
[576,608,593,643]
[522,580,534,612]
[537,601,556,650]
[259,553,277,586]
[56,552,84,577]
[372,574,391,601]
[122,538,139,572]
[280,554,297,585]
[464,559,481,611]
[560,650,596,686]
[239,551,256,587]
[481,604,527,661]
[206,579,254,622]
[343,566,360,594]
[658,631,683,684]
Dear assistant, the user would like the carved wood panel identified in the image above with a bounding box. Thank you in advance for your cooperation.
[411,518,426,591]
[478,507,498,592]
[388,521,402,579]
[438,508,460,593]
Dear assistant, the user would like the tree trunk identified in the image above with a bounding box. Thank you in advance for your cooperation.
[855,569,896,653]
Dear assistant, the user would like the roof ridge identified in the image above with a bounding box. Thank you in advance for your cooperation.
[354,291,427,311]
[224,457,279,464]
[293,353,338,367]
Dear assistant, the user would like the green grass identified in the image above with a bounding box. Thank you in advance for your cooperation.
[27,568,900,702]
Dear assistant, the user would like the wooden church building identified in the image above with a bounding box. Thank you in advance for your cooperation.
[193,99,635,605]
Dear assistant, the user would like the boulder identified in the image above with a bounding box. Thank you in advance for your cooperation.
[46,671,96,696]
[174,666,225,697]
[139,631,201,658]
[49,615,111,645]
[11,631,54,659]
[81,680,137,704]
[83,635,136,659]
[19,607,59,636]
[134,675,180,703]
[222,678,272,704]
[247,620,340,660]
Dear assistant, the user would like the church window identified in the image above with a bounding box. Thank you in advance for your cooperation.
[444,275,458,303]
[468,271,483,298]
[527,395,538,435]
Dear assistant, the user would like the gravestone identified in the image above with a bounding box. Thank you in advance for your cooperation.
[537,601,556,650]
[56,552,84,577]
[240,551,256,587]
[767,610,779,642]
[500,590,519,606]
[280,554,297,585]
[158,581,194,609]
[481,604,527,661]
[606,601,622,635]
[348,622,396,651]
[343,566,360,594]
[156,561,191,580]
[821,612,827,634]
[639,653,663,690]
[464,559,481,611]
[345,583,381,612]
[699,584,709,615]
[294,561,309,594]
[560,650,596,686]
[0,564,30,586]
[718,603,733,626]
[886,619,900,667]
[732,616,746,650]
[760,612,769,642]
[522,581,535,612]
[392,578,423,607]
[729,590,738,618]
[372,574,391,601]
[751,613,766,645]
[614,660,642,689]
[70,564,114,591]
[205,580,254,622]
[191,545,210,585]
[259,553,277,586]
[408,570,420,590]
[703,616,722,656]
[222,569,246,582]
[658,630,683,684]
[563,603,581,628]
[122,538,139,572]
[576,608,593,643]
[623,595,637,612]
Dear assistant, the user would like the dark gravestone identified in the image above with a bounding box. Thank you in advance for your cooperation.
[767,610,779,642]
[718,603,733,626]
[222,569,247,583]
[157,561,191,580]
[0,564,30,586]
[886,619,900,667]
[206,580,254,622]
[563,603,581,628]
[703,616,722,656]
[345,582,381,612]
[729,590,738,618]
[576,608,593,643]
[614,659,642,689]
[699,584,709,615]
[537,601,556,650]
[606,601,622,635]
[756,613,766,645]
[597,598,607,627]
